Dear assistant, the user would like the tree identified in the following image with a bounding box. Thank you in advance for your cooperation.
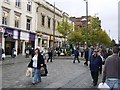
[56,19,73,37]
[67,31,83,45]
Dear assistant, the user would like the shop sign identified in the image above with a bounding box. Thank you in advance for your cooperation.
[50,36,53,41]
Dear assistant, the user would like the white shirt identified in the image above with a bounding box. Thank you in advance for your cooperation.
[32,55,38,68]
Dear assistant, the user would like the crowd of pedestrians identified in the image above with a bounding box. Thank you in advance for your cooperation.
[1,43,120,89]
[72,44,120,89]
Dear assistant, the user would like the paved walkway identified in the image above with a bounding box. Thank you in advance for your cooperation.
[1,55,102,89]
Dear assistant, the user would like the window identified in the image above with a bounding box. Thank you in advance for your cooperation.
[42,15,45,26]
[15,0,21,7]
[48,17,51,28]
[26,18,31,30]
[27,0,32,12]
[2,11,9,25]
[15,15,20,28]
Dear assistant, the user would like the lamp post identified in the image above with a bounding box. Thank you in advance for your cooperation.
[53,2,56,58]
[84,0,88,47]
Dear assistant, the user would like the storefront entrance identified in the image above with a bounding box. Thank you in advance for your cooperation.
[5,41,15,55]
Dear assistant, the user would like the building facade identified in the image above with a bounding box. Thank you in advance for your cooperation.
[0,0,38,55]
[70,16,101,29]
[0,0,70,56]
[118,1,120,44]
[36,0,63,49]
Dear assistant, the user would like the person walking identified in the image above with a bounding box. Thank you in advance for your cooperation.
[47,48,53,62]
[102,46,120,90]
[98,48,104,74]
[11,48,17,58]
[1,48,5,60]
[80,46,84,57]
[89,46,94,60]
[89,49,102,86]
[28,48,45,85]
[84,47,89,66]
[73,47,80,63]
[103,47,111,65]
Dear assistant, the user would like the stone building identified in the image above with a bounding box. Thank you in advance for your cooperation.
[0,0,38,55]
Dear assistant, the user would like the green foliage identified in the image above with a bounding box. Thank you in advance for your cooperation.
[57,16,111,46]
[67,31,83,45]
[56,19,73,37]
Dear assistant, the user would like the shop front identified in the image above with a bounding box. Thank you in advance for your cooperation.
[42,34,49,49]
[1,26,36,55]
[4,27,15,55]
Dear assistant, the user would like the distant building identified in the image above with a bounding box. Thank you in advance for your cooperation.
[118,1,120,44]
[70,16,101,30]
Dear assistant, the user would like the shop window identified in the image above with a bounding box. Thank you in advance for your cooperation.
[2,11,9,25]
[15,14,20,28]
[27,0,32,12]
[15,0,21,8]
[42,15,45,26]
[48,17,51,28]
[26,18,31,30]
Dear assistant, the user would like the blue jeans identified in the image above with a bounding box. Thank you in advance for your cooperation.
[107,79,120,90]
[32,68,41,83]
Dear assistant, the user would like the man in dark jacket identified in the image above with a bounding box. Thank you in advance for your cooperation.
[89,49,102,86]
[73,48,80,63]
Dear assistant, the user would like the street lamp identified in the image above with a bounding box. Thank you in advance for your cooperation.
[84,0,88,47]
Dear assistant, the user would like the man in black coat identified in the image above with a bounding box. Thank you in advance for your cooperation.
[89,49,102,86]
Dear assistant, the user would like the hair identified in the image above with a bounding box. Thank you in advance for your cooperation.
[112,46,119,54]
[35,48,40,54]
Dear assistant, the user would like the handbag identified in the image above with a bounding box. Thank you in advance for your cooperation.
[98,83,110,89]
[40,67,46,76]
[26,68,34,77]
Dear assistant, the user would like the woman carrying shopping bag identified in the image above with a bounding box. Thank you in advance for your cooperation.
[28,48,45,85]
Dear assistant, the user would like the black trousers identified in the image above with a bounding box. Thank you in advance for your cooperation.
[99,64,102,74]
[47,54,52,62]
[91,71,99,85]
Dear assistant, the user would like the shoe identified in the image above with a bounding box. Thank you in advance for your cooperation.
[73,62,75,63]
[36,80,41,83]
[93,83,97,86]
[32,83,36,85]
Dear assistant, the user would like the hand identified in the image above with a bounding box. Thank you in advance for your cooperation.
[41,64,43,66]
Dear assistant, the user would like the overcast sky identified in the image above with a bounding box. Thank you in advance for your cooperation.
[47,0,119,43]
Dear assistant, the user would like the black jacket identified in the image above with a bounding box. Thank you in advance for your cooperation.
[89,55,102,72]
[28,53,45,69]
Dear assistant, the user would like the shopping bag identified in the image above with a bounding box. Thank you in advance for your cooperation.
[2,53,5,58]
[40,67,46,76]
[26,68,34,77]
[98,83,110,90]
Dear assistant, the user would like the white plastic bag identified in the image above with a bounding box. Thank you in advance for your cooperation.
[98,83,110,90]
[2,53,5,58]
[26,68,34,77]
